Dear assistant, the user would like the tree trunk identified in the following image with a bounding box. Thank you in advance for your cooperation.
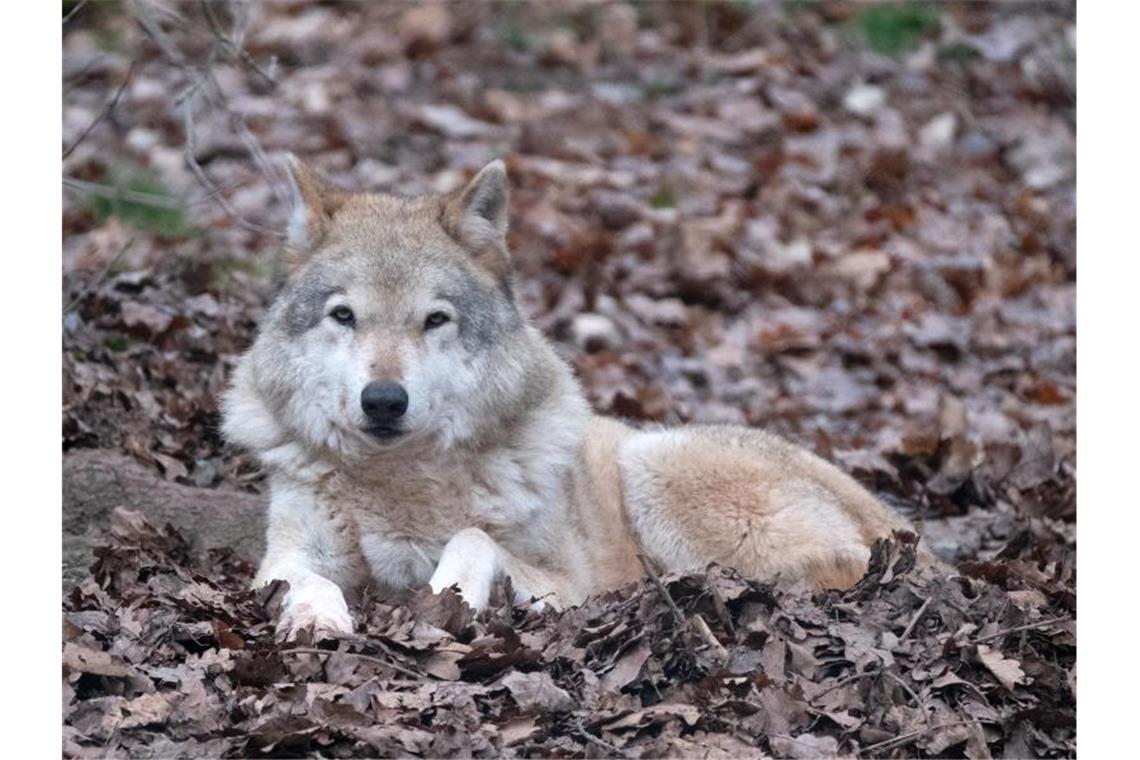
[62,449,265,589]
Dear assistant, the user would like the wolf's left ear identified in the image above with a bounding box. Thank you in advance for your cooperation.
[283,154,343,268]
[444,160,510,257]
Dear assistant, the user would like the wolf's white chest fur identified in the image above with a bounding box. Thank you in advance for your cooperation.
[309,431,579,596]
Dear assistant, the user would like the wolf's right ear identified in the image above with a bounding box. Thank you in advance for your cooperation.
[443,160,511,277]
[283,154,343,271]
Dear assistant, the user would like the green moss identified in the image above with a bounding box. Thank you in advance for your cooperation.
[937,42,982,63]
[103,334,129,352]
[858,3,940,56]
[210,253,277,291]
[87,171,194,237]
[650,184,676,209]
[642,76,685,98]
[499,19,540,52]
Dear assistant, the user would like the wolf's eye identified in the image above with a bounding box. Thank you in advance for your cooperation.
[424,311,451,330]
[329,306,355,326]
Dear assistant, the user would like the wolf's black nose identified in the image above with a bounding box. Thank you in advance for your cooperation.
[361,381,408,423]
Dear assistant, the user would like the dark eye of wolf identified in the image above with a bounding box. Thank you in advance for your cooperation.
[424,311,451,330]
[329,306,354,326]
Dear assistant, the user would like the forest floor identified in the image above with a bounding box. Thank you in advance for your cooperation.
[62,2,1075,757]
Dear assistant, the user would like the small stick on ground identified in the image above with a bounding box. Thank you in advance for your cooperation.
[573,720,622,754]
[899,596,932,642]
[637,553,686,626]
[811,670,875,703]
[858,719,985,756]
[880,670,931,725]
[690,613,729,660]
[704,570,737,639]
[281,647,422,679]
[973,616,1068,645]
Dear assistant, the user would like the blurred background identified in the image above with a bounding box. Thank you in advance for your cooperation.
[62,1,1075,574]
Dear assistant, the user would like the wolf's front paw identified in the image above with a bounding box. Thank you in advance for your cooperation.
[277,578,353,641]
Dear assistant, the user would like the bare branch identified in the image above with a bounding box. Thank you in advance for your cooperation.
[62,62,136,161]
[63,0,94,26]
[129,0,287,236]
[63,237,137,315]
[63,175,250,210]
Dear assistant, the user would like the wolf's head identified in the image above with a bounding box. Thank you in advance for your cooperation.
[223,158,562,464]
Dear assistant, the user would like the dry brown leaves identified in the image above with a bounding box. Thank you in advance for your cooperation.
[63,512,1073,758]
[62,3,1076,756]
[63,3,1076,525]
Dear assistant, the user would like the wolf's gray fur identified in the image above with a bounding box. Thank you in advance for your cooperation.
[222,157,929,639]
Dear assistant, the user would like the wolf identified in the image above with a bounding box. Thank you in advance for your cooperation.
[221,157,926,638]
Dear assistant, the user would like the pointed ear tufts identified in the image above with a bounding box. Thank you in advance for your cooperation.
[445,159,510,252]
[284,154,342,257]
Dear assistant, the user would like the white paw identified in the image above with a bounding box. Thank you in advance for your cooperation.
[430,528,499,611]
[278,578,353,640]
[510,585,561,613]
[429,571,492,612]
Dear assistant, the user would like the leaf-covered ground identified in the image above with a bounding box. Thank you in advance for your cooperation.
[62,2,1075,757]
[66,510,1073,758]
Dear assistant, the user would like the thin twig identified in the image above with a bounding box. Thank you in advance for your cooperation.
[879,670,930,725]
[63,178,185,209]
[63,0,94,26]
[703,569,736,639]
[131,0,187,66]
[858,719,985,756]
[573,720,622,754]
[64,57,107,96]
[280,647,422,679]
[637,553,686,625]
[181,96,278,236]
[810,666,926,722]
[719,8,766,53]
[973,616,1069,645]
[690,613,728,659]
[132,0,286,235]
[63,237,136,315]
[197,0,276,89]
[62,61,136,161]
[171,69,279,235]
[810,670,874,703]
[899,596,932,642]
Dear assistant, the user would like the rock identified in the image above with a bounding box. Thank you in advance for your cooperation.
[63,449,265,589]
[676,204,746,288]
[957,130,998,161]
[919,112,958,155]
[590,189,643,231]
[399,2,452,55]
[832,248,892,290]
[569,313,622,353]
[770,85,821,133]
[1005,120,1074,190]
[770,237,813,270]
[624,293,689,327]
[742,218,811,274]
[704,49,771,76]
[538,30,598,71]
[844,82,886,117]
[874,108,909,150]
[414,104,499,139]
[599,3,639,59]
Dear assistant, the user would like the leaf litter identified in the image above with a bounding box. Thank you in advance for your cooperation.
[62,2,1076,756]
[64,511,1073,757]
